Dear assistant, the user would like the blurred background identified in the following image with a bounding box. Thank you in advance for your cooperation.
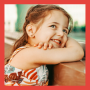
[4,4,85,63]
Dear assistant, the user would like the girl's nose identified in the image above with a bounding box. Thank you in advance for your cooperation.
[56,30,64,37]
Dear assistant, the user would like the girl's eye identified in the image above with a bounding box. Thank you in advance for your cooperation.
[50,25,56,29]
[63,29,67,33]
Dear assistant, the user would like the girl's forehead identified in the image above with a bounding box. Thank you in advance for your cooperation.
[43,10,69,25]
[45,10,67,20]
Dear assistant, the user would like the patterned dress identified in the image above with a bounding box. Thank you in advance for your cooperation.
[4,46,49,86]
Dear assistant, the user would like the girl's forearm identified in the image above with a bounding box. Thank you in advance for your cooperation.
[36,37,84,64]
[31,45,84,64]
[25,37,84,64]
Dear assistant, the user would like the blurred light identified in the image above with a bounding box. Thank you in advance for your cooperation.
[5,4,17,31]
[5,4,17,21]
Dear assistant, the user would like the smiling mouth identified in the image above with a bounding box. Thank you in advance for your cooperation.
[51,39,61,45]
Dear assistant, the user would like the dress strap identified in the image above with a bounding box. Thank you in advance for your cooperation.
[8,46,27,64]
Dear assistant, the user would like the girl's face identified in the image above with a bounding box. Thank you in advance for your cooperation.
[31,10,69,48]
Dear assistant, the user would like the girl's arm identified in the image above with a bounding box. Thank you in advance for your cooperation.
[23,37,84,64]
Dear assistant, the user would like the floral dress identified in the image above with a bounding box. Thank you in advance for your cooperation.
[4,47,49,86]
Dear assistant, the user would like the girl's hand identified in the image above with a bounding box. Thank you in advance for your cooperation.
[34,34,67,49]
[61,34,68,48]
[34,42,53,50]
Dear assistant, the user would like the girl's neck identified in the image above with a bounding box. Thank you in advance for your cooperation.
[24,43,32,48]
[27,38,36,47]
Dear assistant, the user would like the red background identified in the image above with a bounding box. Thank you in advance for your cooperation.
[0,0,89,90]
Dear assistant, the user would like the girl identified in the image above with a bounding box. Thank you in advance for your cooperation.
[5,4,84,86]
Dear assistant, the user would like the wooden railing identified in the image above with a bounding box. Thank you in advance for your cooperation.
[52,61,85,86]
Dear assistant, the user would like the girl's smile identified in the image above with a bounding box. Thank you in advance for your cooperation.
[50,39,61,46]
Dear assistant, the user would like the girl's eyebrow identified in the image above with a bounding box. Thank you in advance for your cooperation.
[51,22,60,25]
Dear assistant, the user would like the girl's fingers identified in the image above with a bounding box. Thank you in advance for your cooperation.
[61,43,64,48]
[38,42,44,49]
[34,42,53,50]
[34,43,38,47]
[61,40,66,48]
[44,43,48,50]
[61,34,68,48]
[49,43,53,49]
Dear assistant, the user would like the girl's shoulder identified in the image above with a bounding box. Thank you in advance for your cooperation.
[8,46,41,70]
[9,46,27,62]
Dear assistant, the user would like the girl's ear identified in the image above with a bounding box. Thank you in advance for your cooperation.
[26,24,36,38]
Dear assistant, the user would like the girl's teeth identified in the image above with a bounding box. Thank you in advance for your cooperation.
[55,40,59,43]
[51,39,61,44]
[52,39,60,44]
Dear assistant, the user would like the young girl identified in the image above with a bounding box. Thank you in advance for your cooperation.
[5,4,84,86]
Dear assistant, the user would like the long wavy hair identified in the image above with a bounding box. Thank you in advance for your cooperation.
[6,4,73,64]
